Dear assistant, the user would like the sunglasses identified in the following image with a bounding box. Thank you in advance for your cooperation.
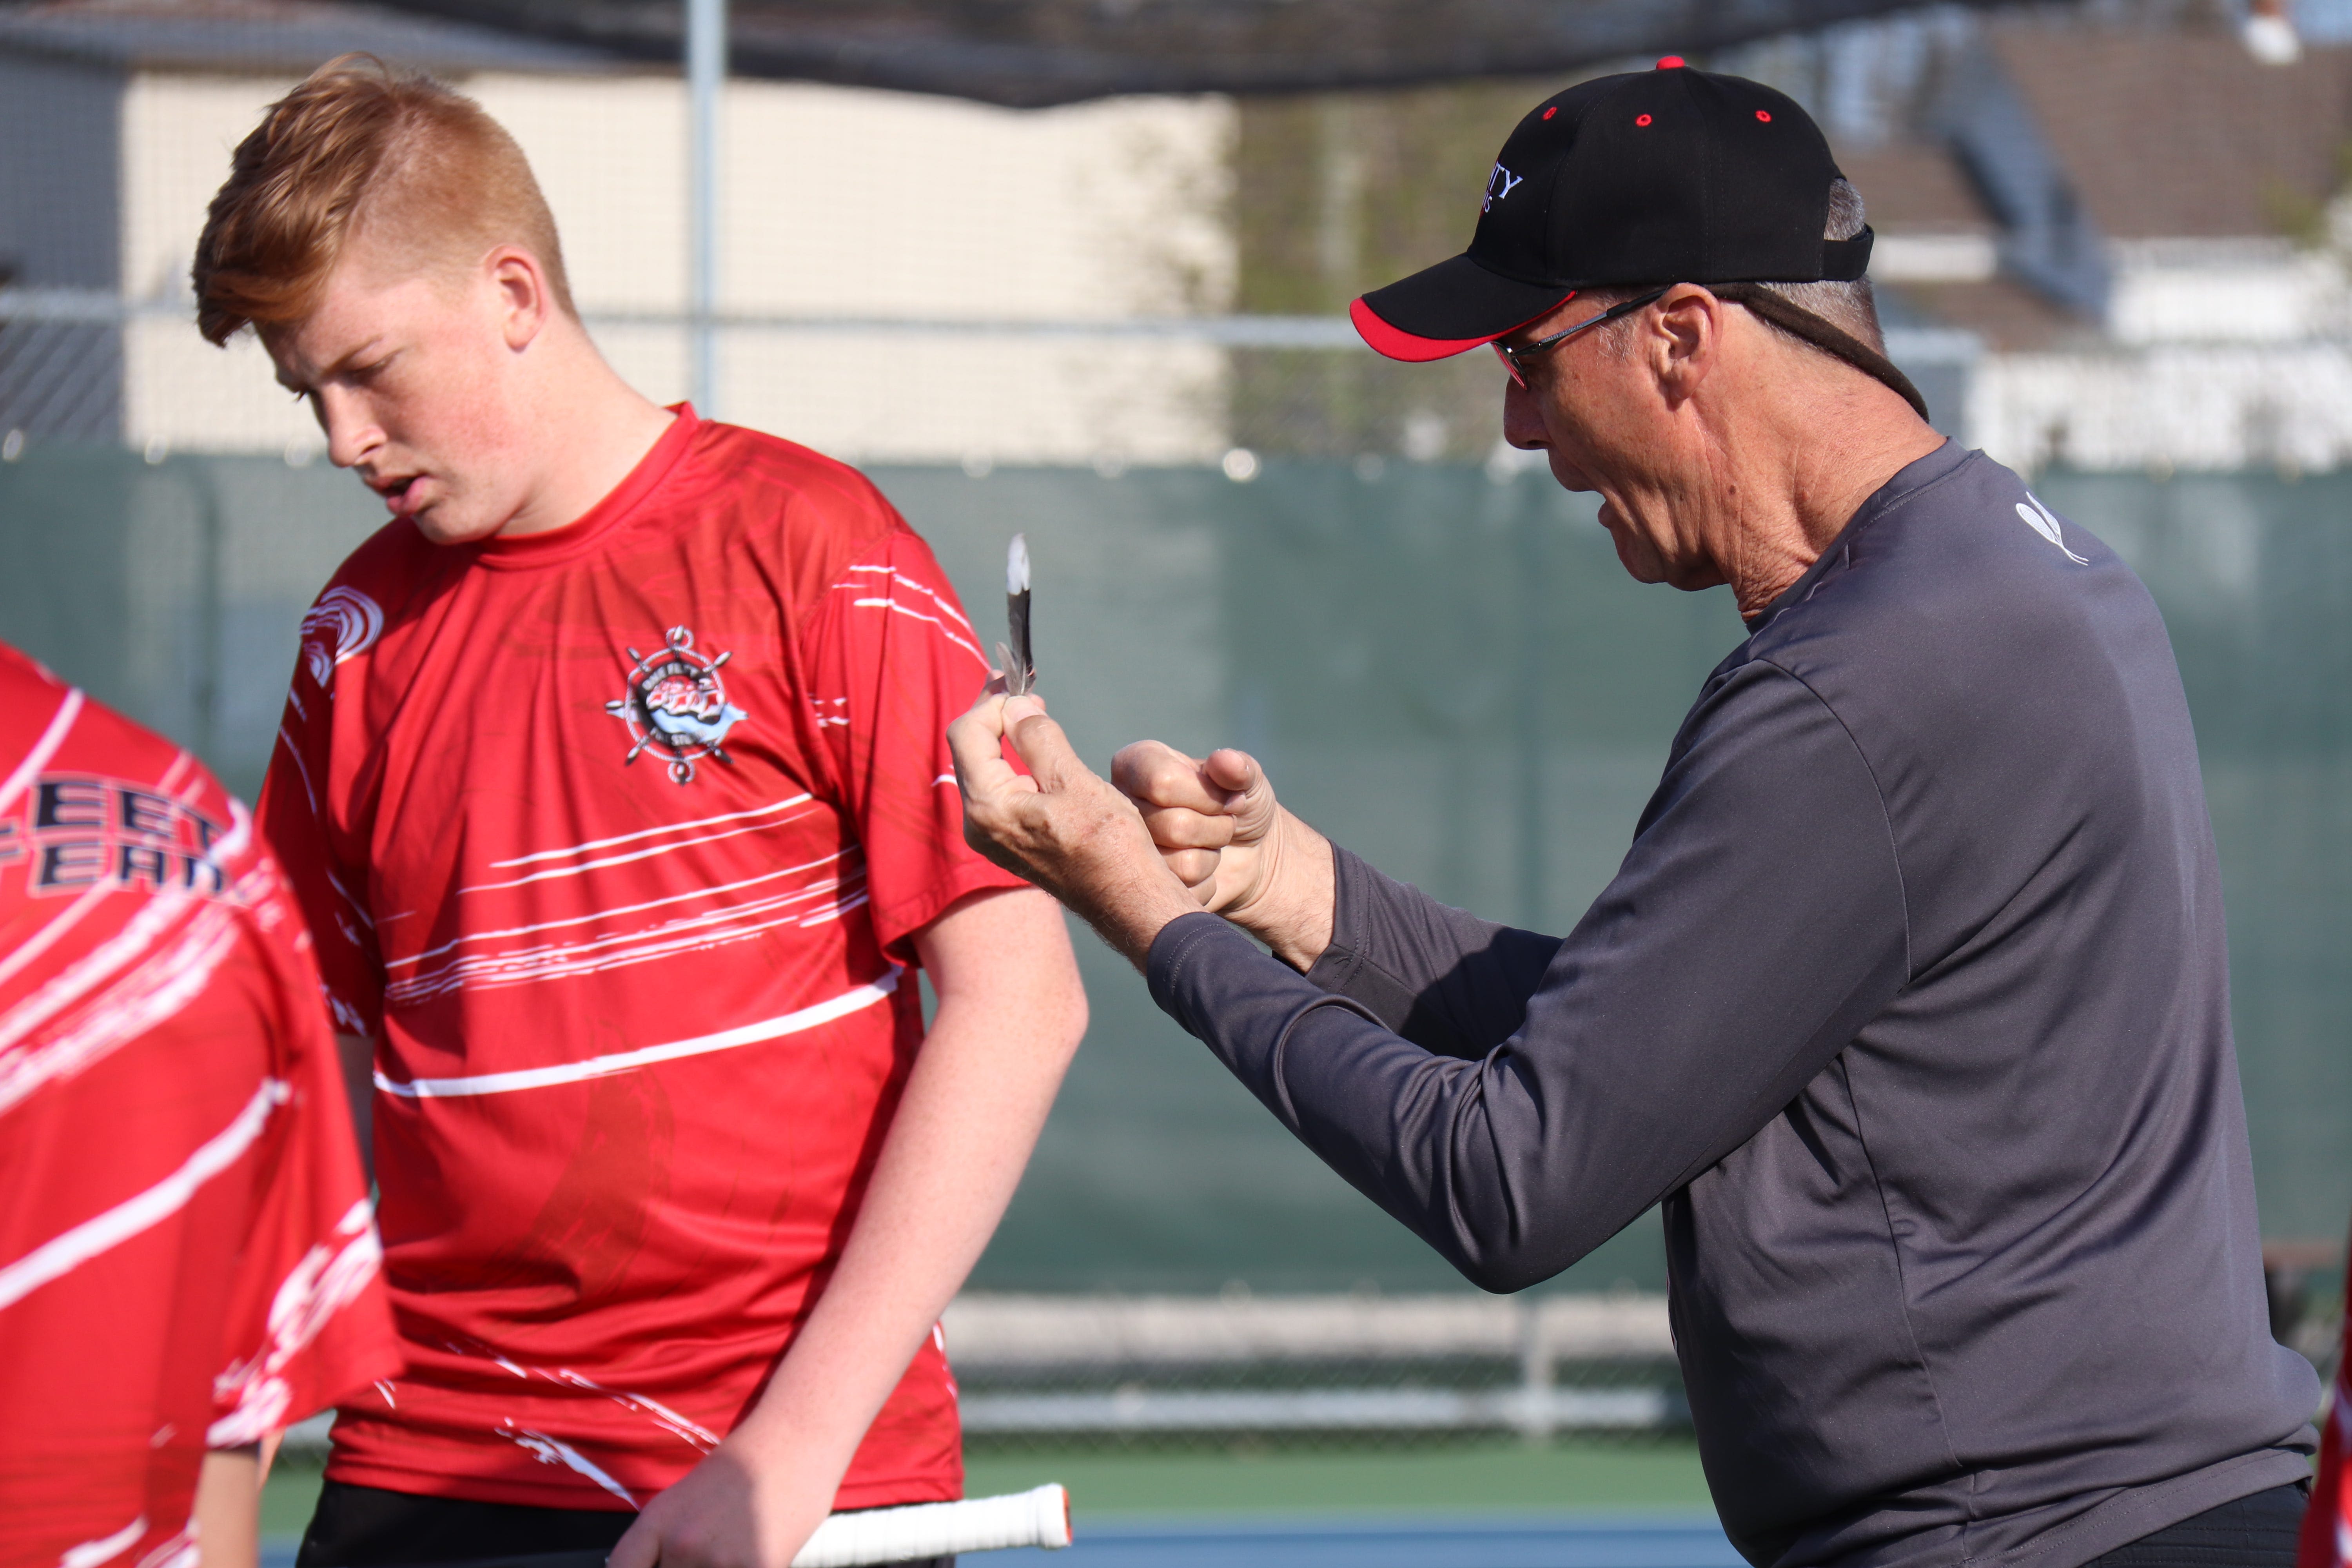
[1491,287,1671,387]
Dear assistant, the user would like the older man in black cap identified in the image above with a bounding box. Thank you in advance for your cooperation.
[949,62,2319,1568]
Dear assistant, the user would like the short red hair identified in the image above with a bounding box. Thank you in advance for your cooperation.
[194,54,575,345]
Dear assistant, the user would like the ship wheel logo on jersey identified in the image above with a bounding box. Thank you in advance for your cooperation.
[605,626,750,785]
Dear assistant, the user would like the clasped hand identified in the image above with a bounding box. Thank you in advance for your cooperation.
[946,689,1333,969]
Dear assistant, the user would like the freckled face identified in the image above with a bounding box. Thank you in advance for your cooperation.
[264,245,539,545]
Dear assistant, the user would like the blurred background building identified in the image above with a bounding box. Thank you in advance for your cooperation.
[0,0,2344,1478]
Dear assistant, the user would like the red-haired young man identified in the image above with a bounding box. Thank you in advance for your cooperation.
[194,56,1086,1568]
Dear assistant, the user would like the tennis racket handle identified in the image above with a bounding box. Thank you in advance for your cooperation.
[792,1483,1073,1566]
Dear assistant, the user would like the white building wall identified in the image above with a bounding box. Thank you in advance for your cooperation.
[706,84,1235,321]
[465,73,690,315]
[2105,240,2347,345]
[119,72,311,456]
[1971,342,2352,473]
[111,68,1236,464]
[1955,242,2352,472]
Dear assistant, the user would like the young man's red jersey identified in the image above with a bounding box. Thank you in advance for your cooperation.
[257,407,1029,1512]
[0,641,400,1568]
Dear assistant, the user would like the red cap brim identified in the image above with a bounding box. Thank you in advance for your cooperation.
[1349,297,1515,361]
[1350,289,1575,364]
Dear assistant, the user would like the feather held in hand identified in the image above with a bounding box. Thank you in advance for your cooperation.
[996,533,1034,696]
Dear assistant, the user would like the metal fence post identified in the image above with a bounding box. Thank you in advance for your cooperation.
[1513,480,1547,933]
[686,0,726,416]
[180,455,224,770]
[1517,1295,1554,1444]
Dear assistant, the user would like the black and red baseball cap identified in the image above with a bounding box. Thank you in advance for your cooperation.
[1352,58,1873,361]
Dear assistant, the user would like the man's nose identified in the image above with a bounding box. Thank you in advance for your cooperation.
[1501,377,1550,451]
[313,388,382,470]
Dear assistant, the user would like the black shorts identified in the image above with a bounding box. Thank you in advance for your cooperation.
[2084,1484,2308,1568]
[294,1479,953,1568]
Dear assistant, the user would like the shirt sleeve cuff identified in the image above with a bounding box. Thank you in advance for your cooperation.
[1301,845,1420,1032]
[872,861,1038,965]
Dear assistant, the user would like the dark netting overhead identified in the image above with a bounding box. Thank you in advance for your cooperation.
[372,0,2021,107]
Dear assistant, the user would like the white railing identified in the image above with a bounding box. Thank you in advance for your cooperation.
[940,1290,1671,1363]
[942,1292,1679,1439]
[276,1292,1681,1450]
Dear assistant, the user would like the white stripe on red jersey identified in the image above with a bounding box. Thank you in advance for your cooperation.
[374,967,901,1098]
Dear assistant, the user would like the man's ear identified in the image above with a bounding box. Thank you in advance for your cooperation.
[1648,283,1722,408]
[488,245,552,353]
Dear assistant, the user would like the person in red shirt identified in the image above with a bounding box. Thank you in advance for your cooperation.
[191,56,1088,1568]
[0,640,401,1568]
[2301,1234,2349,1568]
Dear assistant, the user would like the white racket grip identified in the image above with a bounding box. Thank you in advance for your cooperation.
[790,1484,1072,1566]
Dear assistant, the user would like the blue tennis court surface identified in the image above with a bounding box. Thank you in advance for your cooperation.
[1036,1515,1740,1568]
[265,1515,1739,1568]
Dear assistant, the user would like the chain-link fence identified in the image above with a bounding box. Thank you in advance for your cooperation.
[0,0,1995,473]
[4,3,2347,1447]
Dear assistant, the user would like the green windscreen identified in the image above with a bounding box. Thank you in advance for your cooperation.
[2,452,2345,1291]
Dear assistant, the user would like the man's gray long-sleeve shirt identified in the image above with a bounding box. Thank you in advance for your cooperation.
[1145,442,2318,1568]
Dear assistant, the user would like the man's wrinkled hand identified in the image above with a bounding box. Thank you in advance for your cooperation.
[1109,742,1333,970]
[947,690,1200,967]
[1109,744,1275,915]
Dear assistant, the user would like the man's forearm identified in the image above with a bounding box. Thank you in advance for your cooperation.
[724,889,1085,1490]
